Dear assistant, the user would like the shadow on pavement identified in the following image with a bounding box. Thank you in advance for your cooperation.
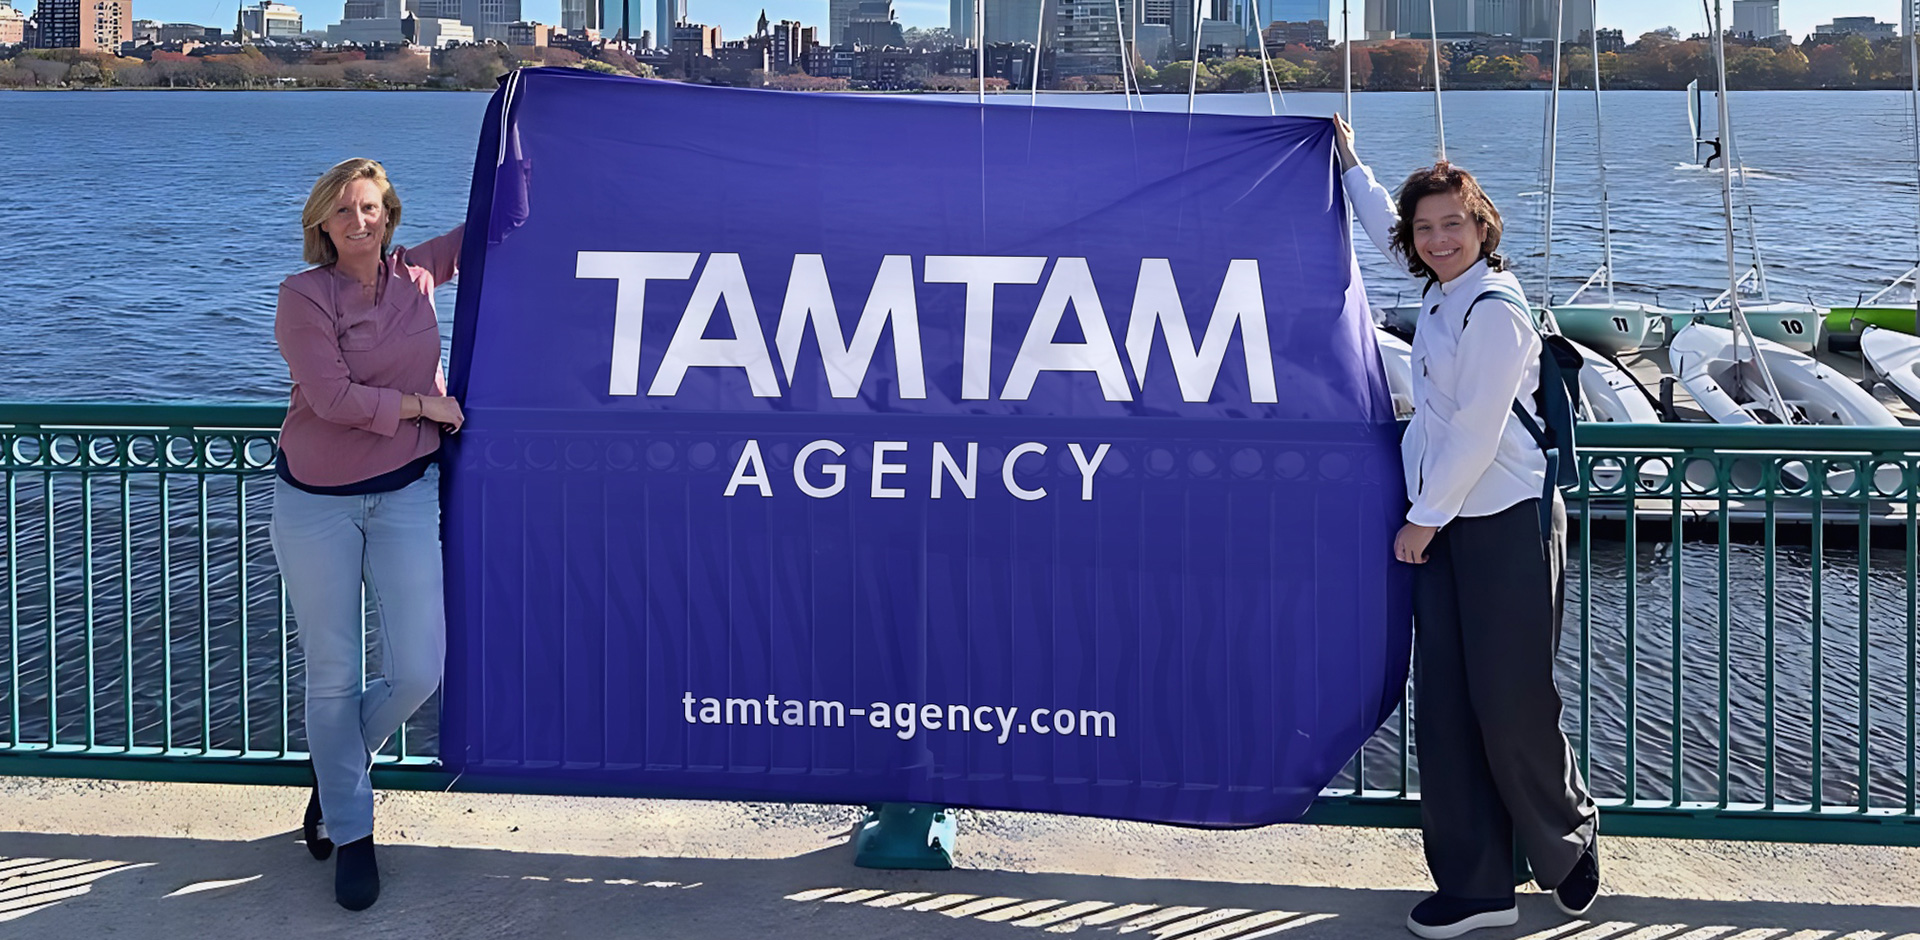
[1,829,1915,939]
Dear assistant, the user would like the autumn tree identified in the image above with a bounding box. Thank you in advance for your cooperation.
[1366,41,1427,90]
[1809,45,1853,86]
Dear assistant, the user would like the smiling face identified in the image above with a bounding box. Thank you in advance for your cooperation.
[318,177,391,267]
[1388,163,1503,285]
[1410,189,1487,285]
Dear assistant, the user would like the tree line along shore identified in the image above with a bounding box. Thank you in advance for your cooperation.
[1,30,1912,92]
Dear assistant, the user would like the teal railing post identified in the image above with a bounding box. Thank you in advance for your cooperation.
[853,803,956,870]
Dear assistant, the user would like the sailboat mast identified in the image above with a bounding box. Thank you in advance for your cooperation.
[1542,0,1564,307]
[1427,0,1446,160]
[1910,0,1919,326]
[1250,0,1278,114]
[1709,0,1792,421]
[1187,0,1204,112]
[1590,0,1615,304]
[1032,0,1045,102]
[976,0,985,104]
[1728,123,1772,301]
[1710,2,1739,323]
[1342,0,1352,119]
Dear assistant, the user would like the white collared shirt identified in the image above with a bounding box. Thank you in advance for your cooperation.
[1343,164,1547,527]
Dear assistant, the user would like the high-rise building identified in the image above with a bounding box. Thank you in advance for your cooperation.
[598,0,629,40]
[1052,0,1136,73]
[460,0,519,41]
[657,0,685,50]
[949,0,968,39]
[32,0,130,49]
[984,0,1041,43]
[237,0,301,37]
[844,0,902,45]
[1397,0,1462,35]
[1729,0,1778,39]
[343,0,405,19]
[1362,0,1390,37]
[829,0,856,42]
[1382,0,1581,39]
[560,0,598,30]
[1534,0,1588,39]
[1474,0,1519,35]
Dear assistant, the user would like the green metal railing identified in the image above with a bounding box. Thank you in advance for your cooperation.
[3,404,1918,845]
[0,402,434,784]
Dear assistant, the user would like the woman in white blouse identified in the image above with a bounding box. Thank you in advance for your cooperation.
[1334,115,1600,940]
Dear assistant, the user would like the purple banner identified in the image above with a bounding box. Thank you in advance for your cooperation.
[441,69,1409,826]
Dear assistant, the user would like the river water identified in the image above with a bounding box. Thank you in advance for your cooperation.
[1,87,1916,808]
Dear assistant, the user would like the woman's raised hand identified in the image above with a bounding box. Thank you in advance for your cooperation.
[420,395,465,434]
[1333,113,1361,173]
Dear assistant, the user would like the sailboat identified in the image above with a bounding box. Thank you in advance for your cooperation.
[1669,0,1891,428]
[1684,77,1825,352]
[1697,258,1825,354]
[1861,326,1920,410]
[1544,0,1689,356]
[1826,271,1920,336]
[1671,323,1896,426]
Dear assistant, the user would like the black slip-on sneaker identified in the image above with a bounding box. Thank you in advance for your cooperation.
[1552,846,1600,917]
[1406,895,1519,940]
[334,836,380,911]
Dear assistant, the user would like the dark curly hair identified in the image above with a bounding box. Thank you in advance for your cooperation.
[1389,161,1506,284]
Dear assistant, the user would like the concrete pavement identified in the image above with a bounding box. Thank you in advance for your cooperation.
[2,777,1916,939]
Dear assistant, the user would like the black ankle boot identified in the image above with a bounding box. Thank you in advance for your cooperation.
[302,787,333,861]
[334,836,379,911]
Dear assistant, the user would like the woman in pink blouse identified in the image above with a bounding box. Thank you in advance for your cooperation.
[270,157,464,911]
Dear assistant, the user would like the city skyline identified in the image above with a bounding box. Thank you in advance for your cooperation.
[61,0,1904,48]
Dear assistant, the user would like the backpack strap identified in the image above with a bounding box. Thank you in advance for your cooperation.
[1463,287,1530,329]
[1466,287,1557,540]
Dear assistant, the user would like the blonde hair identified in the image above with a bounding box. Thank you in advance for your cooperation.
[300,158,403,266]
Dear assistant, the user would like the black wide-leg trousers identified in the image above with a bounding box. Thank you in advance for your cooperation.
[1411,495,1598,901]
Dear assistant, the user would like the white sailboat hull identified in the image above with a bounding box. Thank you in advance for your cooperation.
[1571,337,1666,492]
[1376,327,1415,419]
[1669,322,1895,426]
[1573,339,1661,423]
[1671,322,1900,494]
[1862,325,1920,412]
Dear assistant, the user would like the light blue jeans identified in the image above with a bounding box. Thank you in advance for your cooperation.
[270,464,446,846]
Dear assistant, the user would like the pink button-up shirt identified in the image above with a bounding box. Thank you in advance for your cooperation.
[275,226,463,488]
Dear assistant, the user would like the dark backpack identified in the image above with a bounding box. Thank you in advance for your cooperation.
[1467,287,1582,540]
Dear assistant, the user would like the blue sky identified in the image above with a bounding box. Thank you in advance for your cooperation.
[120,0,1901,52]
